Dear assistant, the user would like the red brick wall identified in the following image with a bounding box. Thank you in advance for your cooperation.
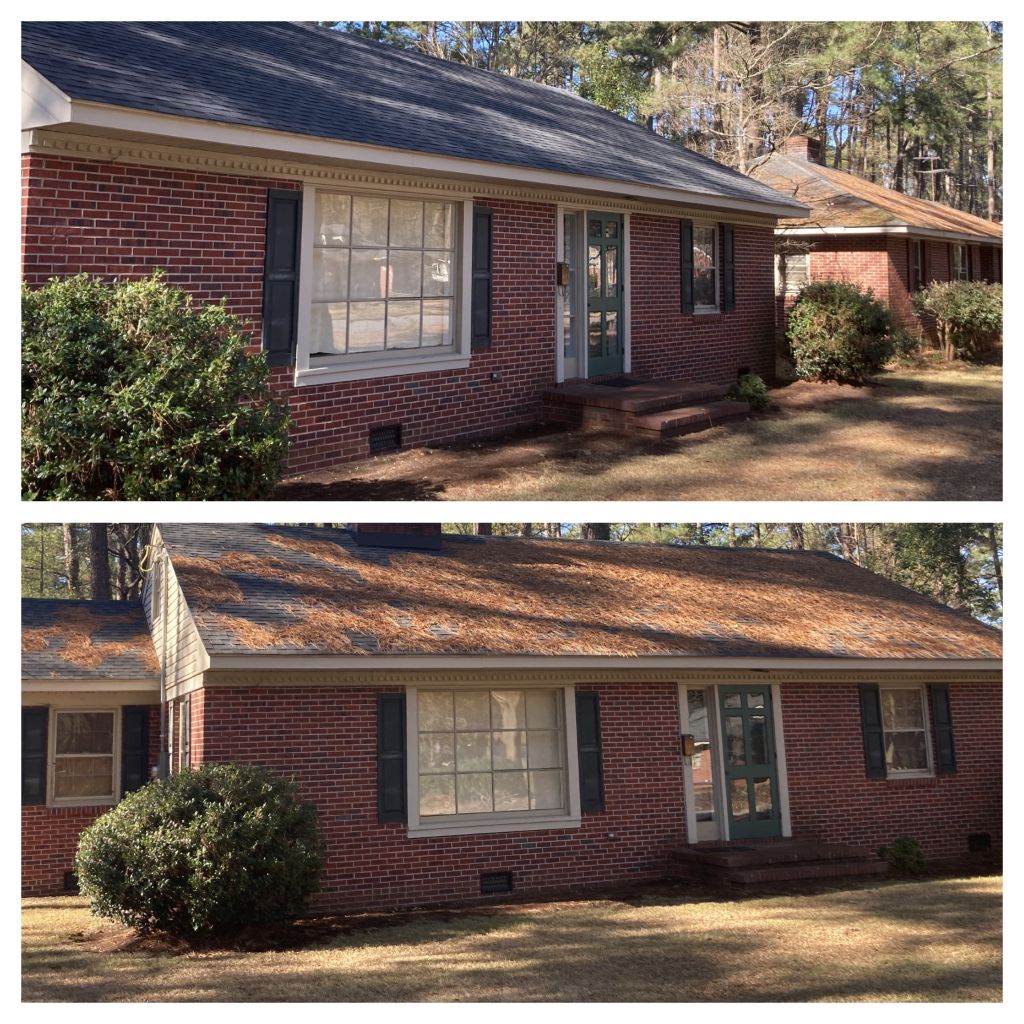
[194,683,685,912]
[808,236,891,300]
[22,706,161,896]
[779,682,1001,859]
[886,236,917,329]
[629,218,776,382]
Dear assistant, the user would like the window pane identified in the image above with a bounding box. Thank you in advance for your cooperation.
[313,248,350,302]
[694,268,716,307]
[526,690,559,730]
[527,730,562,769]
[315,192,351,246]
[419,733,454,773]
[457,772,493,813]
[347,302,387,352]
[423,253,454,297]
[419,691,454,732]
[493,730,528,770]
[455,691,490,731]
[421,299,452,347]
[351,195,389,246]
[388,250,422,298]
[310,302,347,355]
[529,769,564,810]
[687,690,710,744]
[53,756,114,798]
[424,202,453,249]
[491,691,525,730]
[456,731,492,772]
[386,300,422,349]
[56,713,113,755]
[887,731,928,771]
[693,782,714,821]
[350,249,388,299]
[420,774,456,816]
[881,690,924,731]
[389,199,423,248]
[494,771,530,811]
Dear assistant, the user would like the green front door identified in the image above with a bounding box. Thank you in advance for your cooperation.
[586,212,624,377]
[718,685,782,839]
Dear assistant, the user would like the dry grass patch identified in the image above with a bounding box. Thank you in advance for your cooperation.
[23,876,1001,1002]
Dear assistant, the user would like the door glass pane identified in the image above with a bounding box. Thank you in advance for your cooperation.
[604,220,619,239]
[749,716,768,764]
[726,716,745,765]
[420,775,456,816]
[605,311,618,352]
[753,778,773,819]
[588,246,601,297]
[420,299,452,347]
[494,771,529,811]
[457,773,493,813]
[312,249,350,301]
[588,218,602,237]
[723,693,741,709]
[347,302,386,351]
[350,249,388,299]
[310,303,347,355]
[730,779,750,821]
[351,195,389,246]
[605,247,618,297]
[746,692,765,709]
[389,199,423,247]
[588,311,602,356]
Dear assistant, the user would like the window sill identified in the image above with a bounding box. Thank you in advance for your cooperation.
[48,797,117,809]
[883,771,935,781]
[694,307,720,316]
[295,352,471,386]
[408,813,581,839]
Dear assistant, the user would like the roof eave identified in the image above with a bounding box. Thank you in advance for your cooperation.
[22,676,161,692]
[776,224,1001,246]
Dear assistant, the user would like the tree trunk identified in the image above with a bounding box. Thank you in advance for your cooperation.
[788,524,805,550]
[63,524,82,598]
[579,524,611,541]
[987,525,1002,605]
[89,524,111,601]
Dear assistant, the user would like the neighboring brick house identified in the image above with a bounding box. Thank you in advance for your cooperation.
[21,23,806,473]
[22,525,1002,907]
[747,135,1003,337]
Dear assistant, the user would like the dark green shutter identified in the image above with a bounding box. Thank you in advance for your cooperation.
[182,695,191,767]
[377,693,407,823]
[576,691,605,813]
[471,205,493,351]
[22,707,48,805]
[121,706,150,796]
[858,684,886,779]
[722,224,736,311]
[680,220,694,314]
[262,188,302,367]
[929,685,957,774]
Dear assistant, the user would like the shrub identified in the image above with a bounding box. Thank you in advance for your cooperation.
[912,280,1002,359]
[726,372,770,411]
[786,281,894,384]
[75,762,324,936]
[878,836,925,875]
[887,328,924,365]
[22,273,291,500]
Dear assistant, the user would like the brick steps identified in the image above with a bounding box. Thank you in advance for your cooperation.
[630,399,751,438]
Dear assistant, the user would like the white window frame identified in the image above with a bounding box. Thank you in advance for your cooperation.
[952,243,969,282]
[406,684,582,838]
[692,222,720,313]
[48,708,121,808]
[294,183,473,386]
[879,685,934,779]
[176,695,191,772]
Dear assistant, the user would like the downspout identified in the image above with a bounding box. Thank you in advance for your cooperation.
[157,541,170,779]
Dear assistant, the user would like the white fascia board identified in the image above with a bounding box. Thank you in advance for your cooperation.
[777,224,1001,246]
[56,98,808,220]
[22,678,161,693]
[205,653,1001,673]
[21,62,71,130]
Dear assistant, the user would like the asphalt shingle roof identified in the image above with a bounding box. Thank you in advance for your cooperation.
[22,22,803,213]
[748,152,1003,239]
[22,599,159,680]
[157,524,1001,661]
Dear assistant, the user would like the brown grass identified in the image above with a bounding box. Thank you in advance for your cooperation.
[22,876,1002,1002]
[21,606,159,674]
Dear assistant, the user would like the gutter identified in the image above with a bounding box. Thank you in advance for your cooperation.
[776,224,1001,246]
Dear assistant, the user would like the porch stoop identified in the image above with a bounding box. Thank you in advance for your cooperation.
[542,378,751,438]
[671,840,889,885]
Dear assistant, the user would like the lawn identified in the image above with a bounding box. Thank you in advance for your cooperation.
[274,360,1002,501]
[22,875,1001,1002]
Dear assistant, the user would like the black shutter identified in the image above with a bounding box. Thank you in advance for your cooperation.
[262,188,302,367]
[575,691,605,812]
[22,707,48,805]
[182,695,191,768]
[680,220,694,314]
[121,706,150,796]
[921,241,928,286]
[377,693,407,823]
[471,205,493,351]
[722,223,736,312]
[929,685,957,774]
[858,684,886,779]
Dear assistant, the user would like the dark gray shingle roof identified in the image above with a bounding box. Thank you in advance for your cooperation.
[22,22,803,212]
[22,599,159,680]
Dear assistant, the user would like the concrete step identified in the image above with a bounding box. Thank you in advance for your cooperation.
[630,399,750,437]
[543,379,731,416]
[725,858,889,885]
[672,840,878,869]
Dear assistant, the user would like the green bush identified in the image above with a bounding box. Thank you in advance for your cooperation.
[786,281,894,384]
[887,328,924,364]
[22,273,291,500]
[75,762,324,936]
[726,373,770,411]
[878,836,925,875]
[912,280,1002,359]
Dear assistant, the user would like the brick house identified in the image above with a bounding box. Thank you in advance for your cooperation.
[22,524,1002,907]
[747,136,1003,337]
[21,23,807,472]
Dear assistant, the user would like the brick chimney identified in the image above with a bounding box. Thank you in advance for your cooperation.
[782,134,823,164]
[354,524,443,550]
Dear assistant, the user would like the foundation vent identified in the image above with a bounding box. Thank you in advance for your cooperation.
[368,423,401,455]
[968,832,992,853]
[480,871,513,895]
[63,871,79,894]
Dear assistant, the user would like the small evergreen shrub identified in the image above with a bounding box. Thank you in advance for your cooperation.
[878,836,925,875]
[22,272,291,500]
[786,281,894,384]
[912,280,1002,359]
[887,328,924,364]
[726,372,770,411]
[75,762,324,936]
